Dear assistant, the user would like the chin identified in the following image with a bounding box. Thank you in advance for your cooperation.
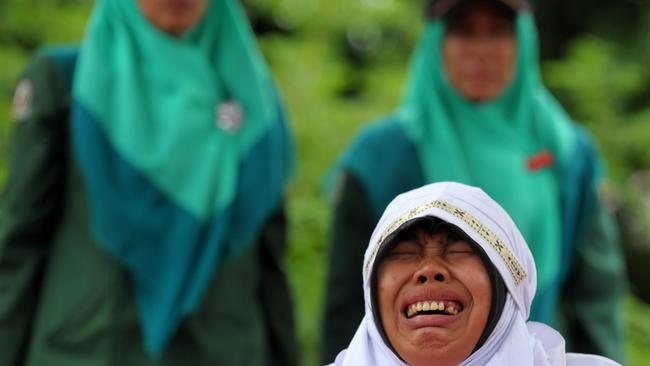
[160,19,194,35]
[402,351,463,366]
[465,90,499,103]
[459,81,501,102]
[396,336,469,366]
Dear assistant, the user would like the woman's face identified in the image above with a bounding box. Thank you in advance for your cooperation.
[443,3,516,102]
[377,225,491,366]
[138,0,208,36]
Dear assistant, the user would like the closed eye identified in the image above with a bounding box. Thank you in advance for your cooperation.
[387,241,420,258]
[445,241,476,255]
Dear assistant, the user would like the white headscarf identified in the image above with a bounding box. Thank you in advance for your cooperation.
[330,182,620,366]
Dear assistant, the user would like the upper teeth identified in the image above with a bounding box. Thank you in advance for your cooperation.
[406,301,459,318]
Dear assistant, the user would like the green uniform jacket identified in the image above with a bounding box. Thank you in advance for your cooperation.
[0,50,300,366]
[322,119,626,364]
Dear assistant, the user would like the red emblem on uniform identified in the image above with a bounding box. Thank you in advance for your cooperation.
[527,150,554,171]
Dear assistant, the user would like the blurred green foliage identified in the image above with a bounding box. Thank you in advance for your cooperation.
[1,1,649,365]
[544,37,650,181]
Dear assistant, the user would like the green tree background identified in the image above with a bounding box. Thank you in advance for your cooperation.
[1,1,649,365]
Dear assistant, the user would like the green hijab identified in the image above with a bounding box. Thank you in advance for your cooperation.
[75,0,274,219]
[398,13,575,303]
[72,0,294,355]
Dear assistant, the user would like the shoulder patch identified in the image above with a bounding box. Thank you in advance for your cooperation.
[216,100,244,132]
[12,79,34,122]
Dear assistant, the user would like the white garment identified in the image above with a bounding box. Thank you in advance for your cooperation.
[330,182,620,366]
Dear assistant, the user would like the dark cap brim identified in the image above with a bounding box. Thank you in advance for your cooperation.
[428,0,530,19]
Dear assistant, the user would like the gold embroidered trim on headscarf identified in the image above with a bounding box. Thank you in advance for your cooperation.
[365,200,527,285]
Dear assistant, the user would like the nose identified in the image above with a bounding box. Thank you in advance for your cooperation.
[413,257,450,285]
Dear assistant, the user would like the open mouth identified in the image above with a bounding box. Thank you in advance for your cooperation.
[403,300,463,319]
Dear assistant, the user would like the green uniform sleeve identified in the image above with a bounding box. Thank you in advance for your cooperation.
[321,172,375,364]
[0,54,69,365]
[560,198,627,363]
[258,206,300,366]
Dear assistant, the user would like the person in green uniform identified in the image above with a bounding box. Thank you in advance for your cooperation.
[322,0,626,364]
[0,0,299,365]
